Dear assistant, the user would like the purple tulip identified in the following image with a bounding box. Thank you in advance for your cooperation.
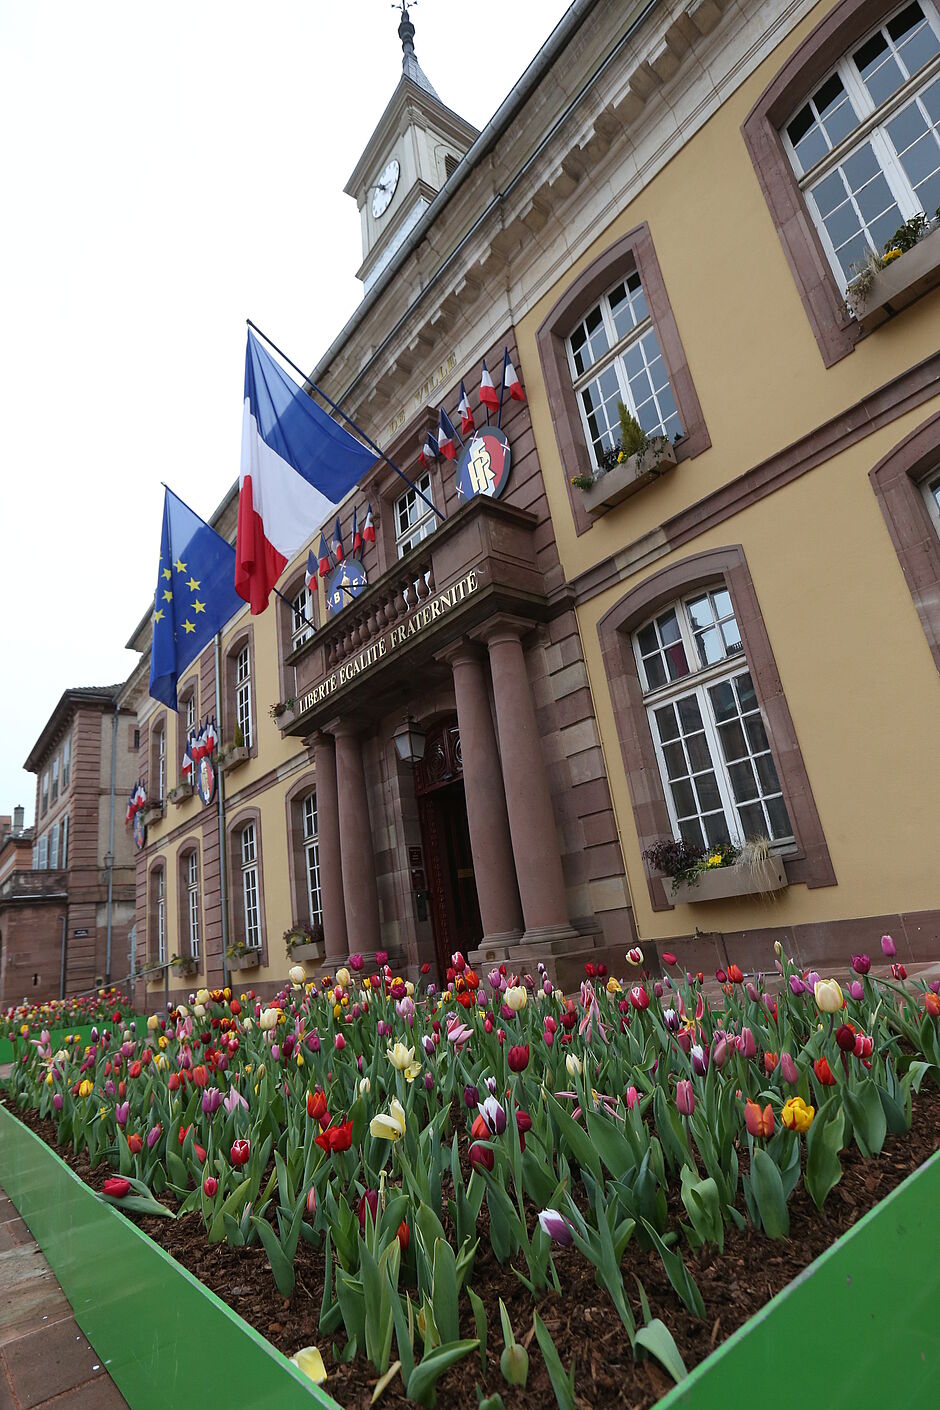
[464,1084,479,1109]
[485,1076,498,1095]
[745,981,760,1003]
[147,1125,162,1150]
[806,971,821,990]
[396,997,416,1024]
[282,1036,295,1059]
[538,1209,574,1247]
[780,1052,799,1084]
[424,1072,434,1091]
[306,1033,320,1053]
[201,1087,223,1116]
[676,1080,695,1116]
[737,1027,757,1059]
[851,954,871,975]
[881,934,897,957]
[104,1079,116,1097]
[848,979,864,1001]
[542,979,552,996]
[930,980,940,995]
[789,975,806,996]
[115,1101,129,1127]
[654,981,664,998]
[91,1027,99,1042]
[422,1035,435,1058]
[663,1008,680,1032]
[223,1087,248,1114]
[691,1043,708,1076]
[500,1003,514,1021]
[376,1020,390,1039]
[488,969,504,992]
[479,1095,507,1135]
[711,1036,728,1070]
[271,1045,281,1063]
[52,1093,64,1112]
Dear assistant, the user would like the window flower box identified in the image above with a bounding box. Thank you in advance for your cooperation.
[851,222,940,332]
[140,803,164,827]
[580,437,676,514]
[671,855,788,903]
[228,948,261,972]
[170,956,198,979]
[217,746,250,773]
[287,940,323,964]
[167,784,193,807]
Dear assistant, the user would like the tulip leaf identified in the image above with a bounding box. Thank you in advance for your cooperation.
[545,1092,601,1184]
[387,1268,415,1384]
[467,1286,487,1373]
[208,1176,252,1243]
[679,1166,723,1251]
[748,1147,790,1239]
[406,1339,479,1409]
[804,1097,844,1210]
[532,1311,576,1410]
[371,1359,402,1404]
[844,1081,887,1157]
[636,1318,688,1384]
[585,1108,635,1179]
[640,1219,705,1318]
[431,1238,459,1346]
[250,1214,296,1299]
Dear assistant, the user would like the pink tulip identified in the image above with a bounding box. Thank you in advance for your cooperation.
[625,1085,639,1109]
[737,1027,757,1059]
[881,934,897,957]
[334,1033,346,1051]
[676,1080,695,1116]
[780,1052,799,1084]
[848,980,864,1001]
[851,954,870,974]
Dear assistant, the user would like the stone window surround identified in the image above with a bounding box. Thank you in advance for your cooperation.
[147,858,166,963]
[739,0,925,368]
[226,806,268,963]
[597,544,836,912]
[277,567,318,701]
[284,768,319,936]
[374,405,445,573]
[536,222,711,538]
[149,711,167,811]
[869,406,940,673]
[177,842,201,962]
[223,625,257,758]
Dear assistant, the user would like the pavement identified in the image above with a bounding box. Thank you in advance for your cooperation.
[0,1185,128,1410]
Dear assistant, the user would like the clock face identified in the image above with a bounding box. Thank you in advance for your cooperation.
[371,158,400,219]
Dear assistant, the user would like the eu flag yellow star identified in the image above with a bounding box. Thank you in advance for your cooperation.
[162,589,173,603]
[162,567,172,581]
[183,619,196,634]
[187,576,201,592]
[193,599,206,614]
[175,557,187,573]
[153,608,165,623]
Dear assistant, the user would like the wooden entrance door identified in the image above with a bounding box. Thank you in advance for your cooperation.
[415,720,483,979]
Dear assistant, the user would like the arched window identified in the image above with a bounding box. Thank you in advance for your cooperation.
[240,823,261,950]
[150,866,166,965]
[180,849,200,960]
[633,588,791,851]
[302,792,322,925]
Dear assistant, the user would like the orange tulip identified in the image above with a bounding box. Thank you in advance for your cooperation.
[744,1100,774,1138]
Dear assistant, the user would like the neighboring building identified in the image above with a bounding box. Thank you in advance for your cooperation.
[127,0,940,1006]
[0,688,138,1007]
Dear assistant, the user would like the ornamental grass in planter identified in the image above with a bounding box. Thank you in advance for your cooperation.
[4,945,940,1409]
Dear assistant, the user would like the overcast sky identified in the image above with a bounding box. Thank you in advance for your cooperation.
[0,0,569,825]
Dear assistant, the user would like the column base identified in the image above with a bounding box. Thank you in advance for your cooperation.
[473,927,600,991]
[469,930,525,968]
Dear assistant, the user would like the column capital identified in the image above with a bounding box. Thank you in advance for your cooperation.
[434,637,486,669]
[325,716,365,740]
[472,613,535,649]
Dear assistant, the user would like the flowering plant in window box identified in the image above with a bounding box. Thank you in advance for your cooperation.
[226,941,260,970]
[574,405,678,514]
[269,697,296,721]
[169,953,198,978]
[140,800,164,826]
[846,210,940,330]
[646,834,788,902]
[167,782,193,806]
[217,732,250,772]
[284,921,324,962]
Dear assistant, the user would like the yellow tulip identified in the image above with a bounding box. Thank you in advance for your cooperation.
[781,1096,815,1134]
[196,988,210,1005]
[193,1004,206,1018]
[290,1346,327,1384]
[387,1041,416,1072]
[813,979,844,1014]
[505,985,527,1012]
[369,1097,407,1142]
[153,1053,166,1070]
[606,976,622,994]
[78,1079,94,1098]
[296,1053,305,1067]
[288,964,306,987]
[147,1014,160,1031]
[335,967,350,988]
[45,1072,54,1086]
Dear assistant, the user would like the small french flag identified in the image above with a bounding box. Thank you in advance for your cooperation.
[305,548,318,592]
[458,380,474,435]
[419,429,439,468]
[317,531,331,577]
[352,505,362,555]
[503,349,525,402]
[479,359,499,412]
[330,516,344,563]
[438,407,458,460]
[362,504,375,544]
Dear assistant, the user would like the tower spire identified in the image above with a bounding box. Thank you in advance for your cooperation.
[393,1,439,99]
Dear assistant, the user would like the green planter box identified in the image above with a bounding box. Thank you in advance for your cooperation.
[0,1099,938,1410]
[0,1018,148,1066]
[0,1105,338,1410]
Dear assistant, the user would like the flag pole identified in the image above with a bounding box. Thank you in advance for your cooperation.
[496,348,506,430]
[247,320,444,524]
[215,631,230,990]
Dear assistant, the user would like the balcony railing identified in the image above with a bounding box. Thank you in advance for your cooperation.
[0,869,68,900]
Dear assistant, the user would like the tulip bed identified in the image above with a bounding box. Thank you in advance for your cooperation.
[4,943,940,1410]
[0,989,133,1062]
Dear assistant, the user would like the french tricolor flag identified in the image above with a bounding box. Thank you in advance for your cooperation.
[352,505,362,555]
[479,359,499,412]
[362,504,375,544]
[503,349,525,402]
[331,517,344,563]
[235,330,374,614]
[419,429,439,468]
[305,549,318,592]
[437,407,457,461]
[457,381,474,435]
[317,532,332,578]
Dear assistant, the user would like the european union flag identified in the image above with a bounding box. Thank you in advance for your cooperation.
[149,487,244,710]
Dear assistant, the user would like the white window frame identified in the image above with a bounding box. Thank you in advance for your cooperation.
[155,870,166,965]
[157,725,166,802]
[565,272,683,470]
[633,588,795,853]
[186,851,200,959]
[48,822,59,870]
[51,756,59,803]
[61,813,69,869]
[235,645,253,750]
[40,771,49,816]
[290,585,314,651]
[922,466,940,532]
[302,792,322,926]
[38,833,48,870]
[62,736,71,789]
[184,687,197,737]
[781,1,940,291]
[394,471,438,559]
[241,823,261,950]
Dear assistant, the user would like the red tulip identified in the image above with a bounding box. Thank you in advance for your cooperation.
[470,1114,489,1140]
[661,952,677,966]
[925,992,940,1019]
[102,1177,131,1197]
[727,964,744,984]
[127,1133,143,1155]
[358,1188,379,1232]
[469,1142,494,1173]
[192,1065,209,1087]
[306,1090,328,1122]
[891,963,907,981]
[203,1176,218,1197]
[194,1143,207,1163]
[397,1220,410,1250]
[230,1138,251,1167]
[128,1061,142,1079]
[507,1044,529,1073]
[835,1024,857,1053]
[315,1119,353,1154]
[629,985,649,1011]
[168,1073,180,1092]
[813,1057,837,1087]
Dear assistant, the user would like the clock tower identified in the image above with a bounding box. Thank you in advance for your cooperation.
[345,4,478,294]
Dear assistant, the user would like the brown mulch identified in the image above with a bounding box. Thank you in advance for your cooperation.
[6,1086,940,1409]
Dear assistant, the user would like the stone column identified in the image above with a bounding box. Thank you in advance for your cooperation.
[312,732,347,960]
[332,721,382,956]
[483,620,577,946]
[444,644,523,946]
